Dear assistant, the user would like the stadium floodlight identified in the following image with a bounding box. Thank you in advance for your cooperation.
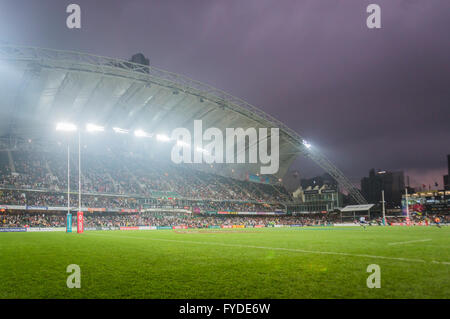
[134,129,151,138]
[56,122,77,132]
[86,123,104,133]
[196,146,209,155]
[177,140,190,147]
[113,127,129,134]
[302,139,312,149]
[156,134,171,142]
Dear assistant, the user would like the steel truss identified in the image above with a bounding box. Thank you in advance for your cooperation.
[0,45,367,204]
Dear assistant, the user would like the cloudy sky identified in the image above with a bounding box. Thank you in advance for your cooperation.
[0,0,449,188]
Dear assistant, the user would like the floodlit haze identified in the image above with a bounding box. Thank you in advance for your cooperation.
[0,0,448,188]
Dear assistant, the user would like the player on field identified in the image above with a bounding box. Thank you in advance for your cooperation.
[359,216,367,230]
[434,216,441,228]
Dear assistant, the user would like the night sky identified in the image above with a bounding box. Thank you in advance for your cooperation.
[0,0,449,188]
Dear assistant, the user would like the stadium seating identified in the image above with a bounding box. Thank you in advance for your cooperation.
[0,211,339,228]
[0,149,293,211]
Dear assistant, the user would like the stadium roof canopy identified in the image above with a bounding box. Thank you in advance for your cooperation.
[0,45,367,204]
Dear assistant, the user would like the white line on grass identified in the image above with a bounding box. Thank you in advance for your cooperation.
[388,239,432,246]
[86,232,450,265]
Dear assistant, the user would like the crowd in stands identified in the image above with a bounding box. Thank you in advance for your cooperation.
[1,211,448,229]
[383,214,450,225]
[0,212,336,228]
[0,189,283,212]
[1,212,66,228]
[2,149,448,228]
[0,150,292,206]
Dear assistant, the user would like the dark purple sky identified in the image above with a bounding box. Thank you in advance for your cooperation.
[0,0,449,188]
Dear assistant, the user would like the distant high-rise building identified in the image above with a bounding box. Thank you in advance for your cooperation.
[361,169,405,207]
[444,154,450,191]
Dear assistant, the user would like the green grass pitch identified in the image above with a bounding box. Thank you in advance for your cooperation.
[0,226,448,299]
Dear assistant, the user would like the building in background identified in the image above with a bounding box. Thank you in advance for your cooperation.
[300,173,338,190]
[361,169,405,208]
[289,184,342,213]
[403,189,450,216]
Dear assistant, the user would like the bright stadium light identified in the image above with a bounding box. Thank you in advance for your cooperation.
[302,139,312,149]
[177,140,190,147]
[55,121,82,223]
[196,146,209,155]
[56,122,77,132]
[86,123,104,132]
[134,129,151,138]
[113,127,129,134]
[156,134,171,142]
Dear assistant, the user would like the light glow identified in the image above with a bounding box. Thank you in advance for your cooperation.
[86,123,104,132]
[113,127,129,134]
[156,134,171,142]
[302,139,312,149]
[177,140,190,147]
[196,146,209,155]
[56,122,77,132]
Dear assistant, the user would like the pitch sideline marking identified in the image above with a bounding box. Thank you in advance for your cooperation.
[388,239,432,246]
[86,232,450,265]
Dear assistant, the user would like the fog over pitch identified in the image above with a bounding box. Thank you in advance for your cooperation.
[0,0,448,187]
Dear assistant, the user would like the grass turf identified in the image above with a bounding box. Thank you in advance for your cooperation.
[0,226,448,299]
